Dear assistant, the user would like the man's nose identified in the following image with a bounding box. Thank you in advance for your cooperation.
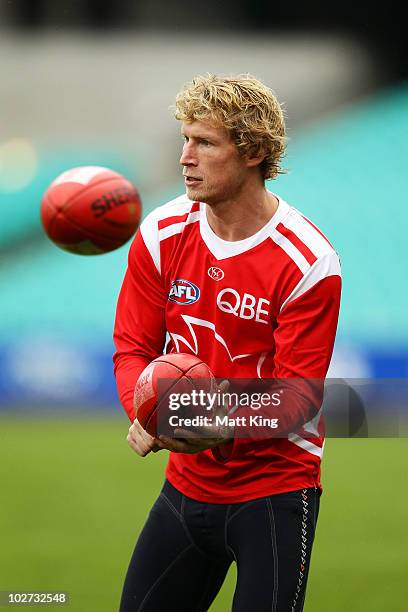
[180,142,197,166]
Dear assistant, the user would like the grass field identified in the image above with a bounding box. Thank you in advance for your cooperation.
[1,416,407,611]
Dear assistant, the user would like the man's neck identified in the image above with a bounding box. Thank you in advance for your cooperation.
[205,185,279,242]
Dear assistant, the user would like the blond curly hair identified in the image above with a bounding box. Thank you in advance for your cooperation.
[174,74,286,180]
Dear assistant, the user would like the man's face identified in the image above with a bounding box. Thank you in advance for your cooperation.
[180,119,249,205]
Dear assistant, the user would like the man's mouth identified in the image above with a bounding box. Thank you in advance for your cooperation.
[183,175,202,186]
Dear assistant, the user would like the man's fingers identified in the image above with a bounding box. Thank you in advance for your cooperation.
[127,419,162,457]
[132,418,156,441]
[127,418,226,456]
[127,433,150,457]
[127,432,149,456]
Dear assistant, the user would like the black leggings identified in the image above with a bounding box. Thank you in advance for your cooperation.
[119,480,320,612]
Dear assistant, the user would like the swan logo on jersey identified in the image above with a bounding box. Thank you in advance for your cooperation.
[208,266,224,281]
[168,279,200,305]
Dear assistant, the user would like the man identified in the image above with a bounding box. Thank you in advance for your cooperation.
[113,74,341,611]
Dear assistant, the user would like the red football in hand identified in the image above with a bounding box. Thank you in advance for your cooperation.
[134,353,217,437]
[40,166,142,255]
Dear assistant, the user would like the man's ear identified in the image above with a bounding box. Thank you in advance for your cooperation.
[245,151,266,169]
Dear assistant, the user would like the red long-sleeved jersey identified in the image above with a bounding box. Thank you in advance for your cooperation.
[113,193,341,503]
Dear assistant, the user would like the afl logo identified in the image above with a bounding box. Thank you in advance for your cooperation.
[168,279,200,305]
[208,266,224,281]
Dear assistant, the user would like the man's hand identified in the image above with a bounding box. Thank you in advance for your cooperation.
[156,429,232,454]
[156,379,233,455]
[127,418,162,457]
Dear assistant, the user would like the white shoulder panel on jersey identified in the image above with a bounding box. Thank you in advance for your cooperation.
[281,207,335,259]
[280,250,341,311]
[139,193,197,274]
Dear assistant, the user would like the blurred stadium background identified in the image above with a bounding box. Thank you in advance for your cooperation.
[1,1,407,610]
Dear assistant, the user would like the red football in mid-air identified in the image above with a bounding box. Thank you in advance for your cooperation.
[40,166,142,255]
[135,353,217,437]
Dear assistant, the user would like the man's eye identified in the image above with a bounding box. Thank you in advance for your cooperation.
[200,139,210,146]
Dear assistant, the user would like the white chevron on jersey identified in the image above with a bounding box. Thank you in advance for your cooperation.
[170,317,273,381]
[170,314,251,363]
